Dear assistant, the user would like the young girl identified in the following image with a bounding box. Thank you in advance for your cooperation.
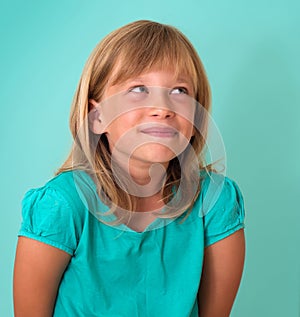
[14,20,245,317]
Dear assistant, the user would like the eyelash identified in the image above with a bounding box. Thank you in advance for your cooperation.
[171,87,188,95]
[129,86,149,93]
[129,86,189,95]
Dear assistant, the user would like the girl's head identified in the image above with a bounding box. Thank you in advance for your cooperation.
[59,20,212,217]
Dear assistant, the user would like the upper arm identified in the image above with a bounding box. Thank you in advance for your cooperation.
[198,229,245,317]
[13,236,71,317]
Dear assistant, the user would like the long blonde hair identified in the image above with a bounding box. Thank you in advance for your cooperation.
[56,20,212,220]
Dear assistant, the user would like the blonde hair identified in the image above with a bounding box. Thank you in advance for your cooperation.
[56,20,212,221]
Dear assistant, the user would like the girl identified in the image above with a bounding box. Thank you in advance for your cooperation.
[14,20,245,317]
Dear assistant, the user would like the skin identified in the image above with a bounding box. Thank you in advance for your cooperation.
[13,237,71,317]
[90,70,196,186]
[198,229,246,317]
[14,69,245,316]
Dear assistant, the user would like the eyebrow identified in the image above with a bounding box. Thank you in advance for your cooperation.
[125,77,191,85]
[176,76,191,83]
[126,77,144,83]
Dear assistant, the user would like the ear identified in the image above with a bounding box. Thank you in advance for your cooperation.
[88,99,104,134]
[191,126,196,138]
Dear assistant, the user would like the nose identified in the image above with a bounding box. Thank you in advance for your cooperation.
[148,107,175,119]
[147,92,175,119]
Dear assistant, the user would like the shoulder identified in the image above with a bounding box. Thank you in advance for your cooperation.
[199,171,244,215]
[22,170,92,212]
[19,170,96,254]
[198,171,245,247]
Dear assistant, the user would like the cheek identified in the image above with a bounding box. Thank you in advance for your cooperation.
[105,111,141,137]
[180,119,195,137]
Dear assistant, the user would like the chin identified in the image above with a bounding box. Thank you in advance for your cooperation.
[133,145,178,164]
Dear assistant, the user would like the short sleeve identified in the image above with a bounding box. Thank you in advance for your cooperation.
[19,185,81,255]
[201,175,245,247]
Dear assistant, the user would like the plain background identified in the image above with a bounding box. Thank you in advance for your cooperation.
[1,1,299,316]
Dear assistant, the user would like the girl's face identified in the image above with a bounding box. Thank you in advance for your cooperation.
[92,69,196,169]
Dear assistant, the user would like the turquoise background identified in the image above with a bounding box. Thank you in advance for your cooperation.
[1,1,299,316]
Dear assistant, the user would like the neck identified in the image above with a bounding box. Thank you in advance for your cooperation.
[111,155,168,200]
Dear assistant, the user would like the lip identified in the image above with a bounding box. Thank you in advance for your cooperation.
[140,126,178,138]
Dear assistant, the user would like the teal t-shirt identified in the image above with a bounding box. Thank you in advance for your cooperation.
[19,170,245,317]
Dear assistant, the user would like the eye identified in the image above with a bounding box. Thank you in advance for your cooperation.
[129,85,149,94]
[170,87,189,95]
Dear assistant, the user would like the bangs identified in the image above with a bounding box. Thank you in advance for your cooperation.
[109,23,198,92]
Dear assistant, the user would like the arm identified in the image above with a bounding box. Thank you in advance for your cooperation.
[198,229,245,317]
[13,237,71,317]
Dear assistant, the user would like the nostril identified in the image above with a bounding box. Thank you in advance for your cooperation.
[148,106,175,119]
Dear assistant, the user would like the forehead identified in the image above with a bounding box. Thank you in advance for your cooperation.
[102,70,194,102]
[115,68,192,84]
[109,59,197,91]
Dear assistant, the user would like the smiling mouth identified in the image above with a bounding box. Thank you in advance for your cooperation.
[140,127,178,138]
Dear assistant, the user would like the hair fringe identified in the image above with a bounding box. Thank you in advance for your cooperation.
[55,20,218,226]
